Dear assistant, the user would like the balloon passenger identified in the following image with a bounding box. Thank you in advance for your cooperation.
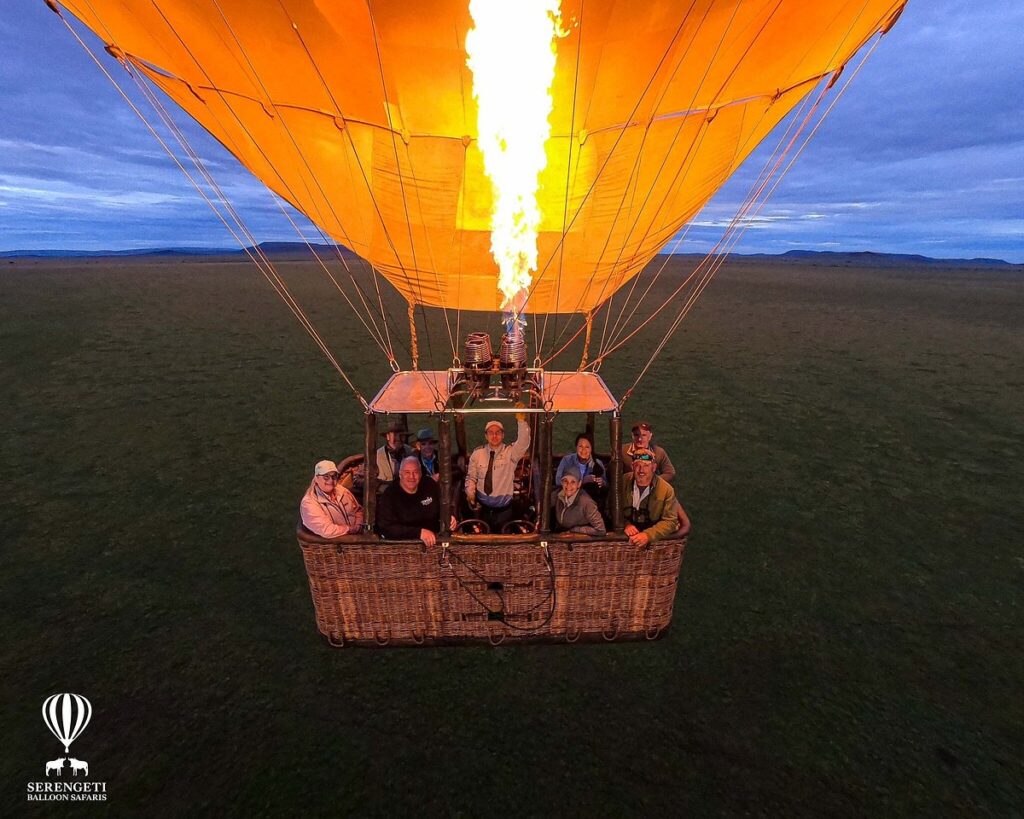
[376,419,414,493]
[377,456,454,548]
[413,427,440,480]
[622,421,676,483]
[465,415,531,531]
[300,460,364,538]
[555,432,607,503]
[551,465,606,536]
[618,448,678,547]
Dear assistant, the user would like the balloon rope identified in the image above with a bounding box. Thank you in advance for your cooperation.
[588,0,729,357]
[615,34,885,408]
[276,5,446,401]
[600,0,879,356]
[599,80,838,372]
[578,311,594,370]
[522,7,697,340]
[602,14,885,371]
[542,0,729,406]
[209,0,412,365]
[539,0,586,361]
[125,32,395,364]
[595,0,783,358]
[55,11,368,407]
[539,0,726,364]
[408,304,420,371]
[268,3,428,364]
[150,0,401,364]
[143,0,401,365]
[544,17,882,377]
[365,0,449,368]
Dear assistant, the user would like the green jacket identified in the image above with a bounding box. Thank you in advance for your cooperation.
[618,475,678,543]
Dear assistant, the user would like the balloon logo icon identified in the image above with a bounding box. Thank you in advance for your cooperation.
[42,694,92,753]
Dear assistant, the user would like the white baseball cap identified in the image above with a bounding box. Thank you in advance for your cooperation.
[485,420,504,432]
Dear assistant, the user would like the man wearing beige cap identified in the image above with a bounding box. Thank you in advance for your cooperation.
[300,459,364,538]
[465,414,531,531]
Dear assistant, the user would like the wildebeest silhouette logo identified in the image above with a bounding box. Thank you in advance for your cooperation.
[41,694,92,777]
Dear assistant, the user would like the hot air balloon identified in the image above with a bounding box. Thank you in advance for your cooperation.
[47,0,906,645]
[42,693,92,753]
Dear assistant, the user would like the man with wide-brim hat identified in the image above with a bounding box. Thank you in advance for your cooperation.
[375,418,414,493]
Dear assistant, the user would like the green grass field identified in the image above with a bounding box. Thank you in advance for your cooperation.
[2,255,1022,815]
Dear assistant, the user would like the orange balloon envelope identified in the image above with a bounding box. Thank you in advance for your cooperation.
[58,0,905,314]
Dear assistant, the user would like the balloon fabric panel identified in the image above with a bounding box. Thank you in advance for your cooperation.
[59,0,905,314]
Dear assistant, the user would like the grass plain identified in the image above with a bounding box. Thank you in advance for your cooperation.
[2,255,1022,815]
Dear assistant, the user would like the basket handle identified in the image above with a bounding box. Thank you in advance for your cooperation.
[602,624,620,642]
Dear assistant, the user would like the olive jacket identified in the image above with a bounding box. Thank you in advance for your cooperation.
[617,475,678,543]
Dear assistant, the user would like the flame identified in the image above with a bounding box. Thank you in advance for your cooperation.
[466,0,561,326]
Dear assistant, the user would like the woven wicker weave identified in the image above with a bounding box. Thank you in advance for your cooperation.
[298,526,685,647]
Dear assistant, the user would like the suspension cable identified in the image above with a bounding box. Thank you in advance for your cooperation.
[365,0,449,367]
[594,0,774,359]
[615,33,885,407]
[213,0,408,365]
[137,1,396,362]
[539,0,586,360]
[546,0,751,361]
[58,5,368,406]
[600,0,876,357]
[524,5,708,357]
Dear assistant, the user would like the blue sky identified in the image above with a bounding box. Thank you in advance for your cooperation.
[2,1,1022,262]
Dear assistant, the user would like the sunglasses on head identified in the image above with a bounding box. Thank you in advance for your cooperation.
[633,453,654,462]
[319,472,340,481]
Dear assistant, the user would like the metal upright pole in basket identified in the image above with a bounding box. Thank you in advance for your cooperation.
[363,411,377,531]
[538,414,554,533]
[438,416,452,536]
[609,412,624,533]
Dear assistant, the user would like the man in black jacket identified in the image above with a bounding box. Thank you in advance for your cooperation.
[377,456,448,547]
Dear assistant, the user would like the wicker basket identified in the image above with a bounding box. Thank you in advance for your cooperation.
[298,526,685,647]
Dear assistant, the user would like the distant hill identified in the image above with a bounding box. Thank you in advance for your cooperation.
[0,242,357,260]
[2,244,1019,267]
[734,250,1019,269]
[0,247,232,258]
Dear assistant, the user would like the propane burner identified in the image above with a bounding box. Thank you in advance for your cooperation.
[450,330,540,406]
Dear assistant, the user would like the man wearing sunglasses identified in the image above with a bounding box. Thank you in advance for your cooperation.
[618,448,679,548]
[300,459,364,538]
[622,421,676,483]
